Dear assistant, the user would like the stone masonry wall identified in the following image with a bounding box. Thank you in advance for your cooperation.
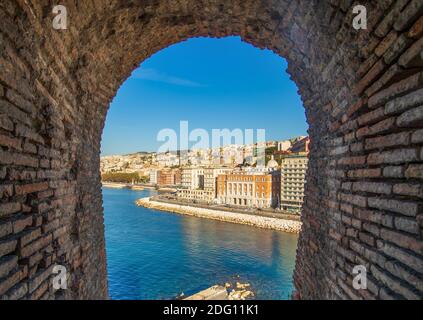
[0,0,422,299]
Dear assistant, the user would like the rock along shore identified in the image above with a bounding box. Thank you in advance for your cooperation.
[136,197,302,234]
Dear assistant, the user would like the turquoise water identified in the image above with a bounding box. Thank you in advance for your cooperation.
[103,187,298,300]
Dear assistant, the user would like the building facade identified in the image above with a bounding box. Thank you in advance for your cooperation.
[280,153,308,213]
[216,168,281,208]
[157,168,181,186]
[203,167,233,192]
[181,167,205,189]
[278,140,292,152]
[149,169,159,185]
[176,189,215,203]
[290,136,310,154]
[177,167,231,203]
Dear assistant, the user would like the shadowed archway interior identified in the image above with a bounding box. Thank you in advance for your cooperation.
[0,0,422,299]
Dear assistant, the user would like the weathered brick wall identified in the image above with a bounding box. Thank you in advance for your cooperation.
[0,0,422,299]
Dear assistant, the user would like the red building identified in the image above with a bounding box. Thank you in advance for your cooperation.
[157,169,181,186]
[290,136,310,155]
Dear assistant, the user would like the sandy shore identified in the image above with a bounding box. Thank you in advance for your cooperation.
[102,182,127,189]
[136,197,302,234]
[102,182,147,191]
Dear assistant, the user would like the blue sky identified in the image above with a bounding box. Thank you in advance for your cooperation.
[101,36,308,155]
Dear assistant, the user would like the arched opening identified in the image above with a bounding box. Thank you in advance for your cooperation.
[0,1,421,300]
[100,36,308,299]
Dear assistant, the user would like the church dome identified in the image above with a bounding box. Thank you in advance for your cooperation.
[267,155,278,169]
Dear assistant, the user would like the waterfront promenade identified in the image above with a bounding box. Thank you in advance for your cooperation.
[136,197,302,233]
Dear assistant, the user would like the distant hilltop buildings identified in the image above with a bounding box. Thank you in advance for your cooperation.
[100,136,309,213]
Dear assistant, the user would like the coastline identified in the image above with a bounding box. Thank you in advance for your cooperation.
[136,197,302,234]
[102,182,127,189]
[102,182,151,191]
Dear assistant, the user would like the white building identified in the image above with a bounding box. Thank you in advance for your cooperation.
[157,151,179,167]
[280,153,308,213]
[181,167,205,189]
[149,169,159,185]
[278,140,292,152]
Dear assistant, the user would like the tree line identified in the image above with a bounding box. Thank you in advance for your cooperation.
[101,172,149,183]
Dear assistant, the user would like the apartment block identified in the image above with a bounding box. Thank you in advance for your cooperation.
[177,167,232,203]
[280,153,308,213]
[181,167,205,189]
[149,169,159,185]
[203,167,233,192]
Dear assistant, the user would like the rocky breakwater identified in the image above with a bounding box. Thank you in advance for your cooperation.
[135,197,301,233]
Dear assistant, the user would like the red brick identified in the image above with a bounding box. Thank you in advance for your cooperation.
[348,168,381,179]
[411,129,423,143]
[28,265,53,294]
[0,134,21,150]
[393,183,423,198]
[354,59,386,95]
[19,228,42,247]
[0,100,31,126]
[396,105,423,127]
[0,202,21,218]
[356,107,385,126]
[23,141,37,154]
[19,234,52,258]
[394,0,423,32]
[0,221,12,238]
[0,239,17,259]
[0,114,14,132]
[0,269,21,296]
[12,215,32,233]
[380,228,422,253]
[385,88,423,115]
[371,265,420,300]
[384,260,423,293]
[383,166,404,178]
[408,15,423,38]
[359,232,375,246]
[365,132,410,150]
[352,182,392,195]
[368,197,420,216]
[0,255,18,279]
[339,193,367,207]
[405,164,423,179]
[3,282,28,300]
[367,148,419,165]
[354,207,393,228]
[368,72,423,108]
[375,31,398,57]
[383,34,412,64]
[394,216,419,234]
[5,88,35,114]
[337,156,366,166]
[399,35,423,67]
[0,184,13,198]
[343,98,367,119]
[15,182,48,195]
[381,242,423,272]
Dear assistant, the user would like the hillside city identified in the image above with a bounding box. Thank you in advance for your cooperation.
[101,136,310,213]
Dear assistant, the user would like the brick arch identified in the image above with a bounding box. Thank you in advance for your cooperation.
[0,0,422,299]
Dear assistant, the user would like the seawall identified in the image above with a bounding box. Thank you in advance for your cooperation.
[136,197,302,234]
